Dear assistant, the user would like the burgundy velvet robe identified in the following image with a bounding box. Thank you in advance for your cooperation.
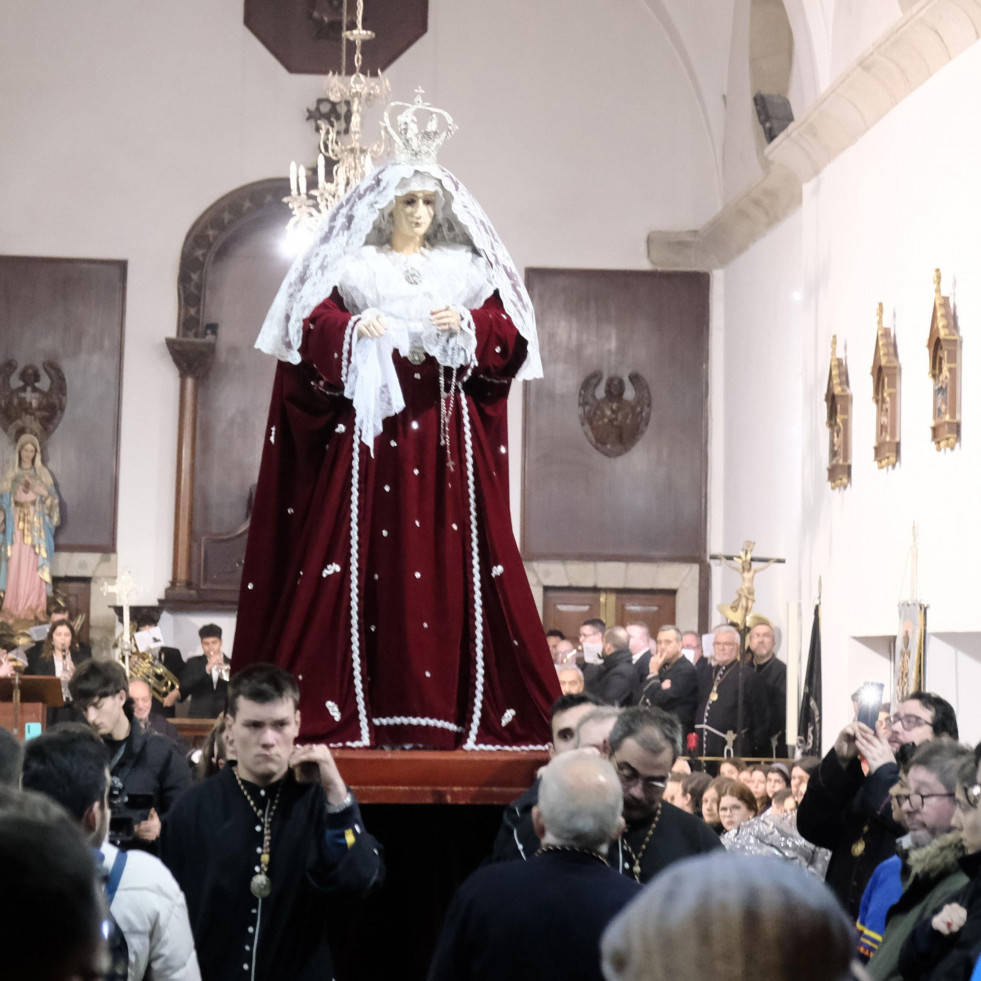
[234,290,559,749]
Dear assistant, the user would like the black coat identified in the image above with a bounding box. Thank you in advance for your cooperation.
[796,747,903,919]
[25,642,91,725]
[639,655,699,736]
[753,655,788,755]
[486,777,541,863]
[160,766,384,981]
[107,720,192,850]
[695,661,770,757]
[180,654,231,718]
[584,648,639,706]
[428,849,641,981]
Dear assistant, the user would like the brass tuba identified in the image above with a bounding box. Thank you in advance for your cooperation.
[127,649,181,704]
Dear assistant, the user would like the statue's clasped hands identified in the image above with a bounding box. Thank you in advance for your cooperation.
[357,306,461,339]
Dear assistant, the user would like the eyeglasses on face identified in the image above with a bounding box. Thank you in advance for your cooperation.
[895,791,954,810]
[885,713,934,731]
[718,804,750,816]
[612,755,668,796]
[956,784,981,812]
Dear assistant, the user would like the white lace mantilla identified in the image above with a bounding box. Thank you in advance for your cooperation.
[255,162,541,381]
[337,244,486,450]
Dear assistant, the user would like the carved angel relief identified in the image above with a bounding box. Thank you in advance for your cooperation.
[0,360,67,444]
[578,371,651,458]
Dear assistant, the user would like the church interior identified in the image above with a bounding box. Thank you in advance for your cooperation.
[5,0,979,747]
[5,2,981,978]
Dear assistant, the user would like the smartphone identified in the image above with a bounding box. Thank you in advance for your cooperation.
[856,682,884,729]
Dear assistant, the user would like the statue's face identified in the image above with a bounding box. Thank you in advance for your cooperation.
[391,190,436,242]
[19,441,37,468]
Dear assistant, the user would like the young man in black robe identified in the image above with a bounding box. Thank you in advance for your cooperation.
[160,663,384,981]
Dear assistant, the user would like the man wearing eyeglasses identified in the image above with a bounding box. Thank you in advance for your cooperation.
[857,740,972,978]
[797,690,958,919]
[607,706,721,884]
[897,752,981,981]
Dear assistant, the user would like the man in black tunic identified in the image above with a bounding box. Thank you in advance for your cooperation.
[747,618,787,756]
[694,624,770,758]
[607,706,722,884]
[160,664,383,981]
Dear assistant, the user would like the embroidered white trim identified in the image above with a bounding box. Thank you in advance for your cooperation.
[467,742,551,752]
[461,390,487,750]
[325,701,341,721]
[373,716,464,733]
[501,709,515,726]
[322,564,341,577]
[269,426,276,444]
[348,433,371,745]
[491,565,503,577]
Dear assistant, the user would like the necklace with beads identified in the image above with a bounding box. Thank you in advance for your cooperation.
[536,844,608,866]
[234,768,284,899]
[620,805,662,882]
[707,663,731,703]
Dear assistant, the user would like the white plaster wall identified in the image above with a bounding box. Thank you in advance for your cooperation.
[717,211,804,627]
[717,40,981,750]
[0,2,718,627]
[826,0,904,79]
[711,212,803,724]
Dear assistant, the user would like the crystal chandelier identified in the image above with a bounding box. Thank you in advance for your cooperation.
[284,0,390,243]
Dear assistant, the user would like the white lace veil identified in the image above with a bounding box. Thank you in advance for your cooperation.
[255,162,542,380]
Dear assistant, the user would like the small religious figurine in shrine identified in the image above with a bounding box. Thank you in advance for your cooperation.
[235,94,559,749]
[0,433,60,623]
[935,350,949,419]
[716,541,779,632]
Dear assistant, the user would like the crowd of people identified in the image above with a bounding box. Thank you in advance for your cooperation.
[3,613,981,981]
[548,618,787,758]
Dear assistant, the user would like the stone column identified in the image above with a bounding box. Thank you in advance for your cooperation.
[164,338,215,600]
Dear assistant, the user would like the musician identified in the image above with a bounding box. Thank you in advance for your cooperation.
[129,677,190,756]
[180,624,231,719]
[133,614,184,719]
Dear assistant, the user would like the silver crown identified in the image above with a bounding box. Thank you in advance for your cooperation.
[383,88,458,165]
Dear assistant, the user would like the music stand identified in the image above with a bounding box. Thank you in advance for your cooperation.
[0,675,65,738]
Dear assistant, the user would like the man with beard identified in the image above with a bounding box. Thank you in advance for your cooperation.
[607,706,721,884]
[797,691,958,918]
[859,740,972,979]
[747,619,787,756]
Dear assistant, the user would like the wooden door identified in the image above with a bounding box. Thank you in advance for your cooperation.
[543,587,676,640]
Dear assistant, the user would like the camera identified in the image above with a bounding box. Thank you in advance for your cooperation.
[107,775,154,846]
